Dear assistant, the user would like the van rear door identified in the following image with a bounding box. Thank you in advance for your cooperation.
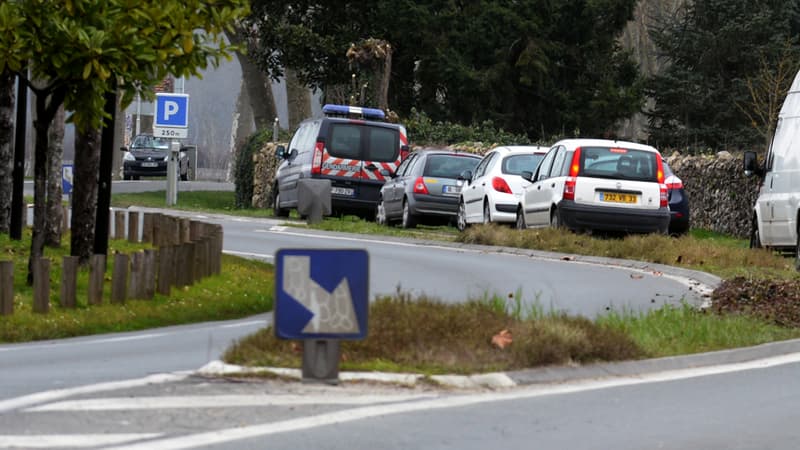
[359,125,402,204]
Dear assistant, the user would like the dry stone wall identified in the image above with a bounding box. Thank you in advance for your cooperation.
[665,151,761,238]
[252,142,285,208]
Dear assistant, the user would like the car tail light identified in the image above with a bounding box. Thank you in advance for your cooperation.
[659,184,668,208]
[665,179,683,190]
[563,147,581,201]
[656,156,665,184]
[311,141,324,175]
[413,177,429,194]
[491,177,512,194]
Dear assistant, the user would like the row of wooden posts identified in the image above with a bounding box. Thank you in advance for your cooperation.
[0,210,224,315]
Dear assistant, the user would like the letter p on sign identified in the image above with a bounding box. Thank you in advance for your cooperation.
[154,93,189,128]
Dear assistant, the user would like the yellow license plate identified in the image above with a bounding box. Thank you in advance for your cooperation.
[601,192,637,203]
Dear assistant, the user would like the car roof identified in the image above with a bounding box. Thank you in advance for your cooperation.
[488,145,549,155]
[415,148,481,157]
[552,138,660,153]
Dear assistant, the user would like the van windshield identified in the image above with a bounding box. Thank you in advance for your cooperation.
[580,147,658,181]
[328,124,399,162]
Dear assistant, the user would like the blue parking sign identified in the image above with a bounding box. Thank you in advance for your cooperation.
[155,93,189,128]
[274,249,369,340]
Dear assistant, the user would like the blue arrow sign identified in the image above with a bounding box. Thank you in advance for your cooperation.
[154,93,189,128]
[274,249,369,340]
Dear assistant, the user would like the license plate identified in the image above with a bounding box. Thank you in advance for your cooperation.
[331,187,355,197]
[600,192,637,204]
[443,185,460,194]
[141,162,158,168]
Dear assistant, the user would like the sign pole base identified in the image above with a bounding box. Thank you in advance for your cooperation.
[301,339,341,385]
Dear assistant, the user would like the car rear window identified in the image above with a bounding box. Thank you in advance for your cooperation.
[423,154,480,178]
[502,154,545,175]
[327,123,400,162]
[580,146,659,181]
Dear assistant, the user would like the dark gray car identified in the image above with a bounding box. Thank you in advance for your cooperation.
[122,134,189,181]
[376,149,481,228]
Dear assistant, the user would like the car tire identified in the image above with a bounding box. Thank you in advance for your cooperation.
[133,175,140,181]
[375,198,388,226]
[123,174,131,181]
[180,172,188,181]
[749,217,761,249]
[401,199,417,229]
[795,230,800,272]
[482,200,491,224]
[550,208,561,229]
[457,200,468,232]
[515,208,526,230]
[273,190,289,217]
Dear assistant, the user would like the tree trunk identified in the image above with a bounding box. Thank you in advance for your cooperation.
[45,104,65,246]
[226,78,255,182]
[27,86,65,284]
[285,69,311,130]
[226,27,276,131]
[0,70,14,234]
[70,127,100,265]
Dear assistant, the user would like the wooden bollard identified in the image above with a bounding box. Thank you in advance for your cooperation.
[111,252,128,303]
[128,251,144,299]
[143,249,156,299]
[190,221,203,242]
[60,256,79,308]
[214,226,223,274]
[0,261,13,315]
[157,246,173,296]
[169,216,181,246]
[142,213,155,244]
[88,254,105,305]
[128,211,140,243]
[33,257,50,314]
[115,210,125,240]
[180,218,191,244]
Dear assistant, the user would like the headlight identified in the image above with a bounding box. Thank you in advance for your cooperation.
[123,152,135,161]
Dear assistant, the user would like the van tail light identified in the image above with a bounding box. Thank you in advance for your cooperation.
[491,177,512,194]
[413,177,429,194]
[563,147,581,201]
[311,141,324,175]
[659,184,668,208]
[656,156,665,184]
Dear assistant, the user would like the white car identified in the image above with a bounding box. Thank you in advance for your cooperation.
[456,145,548,231]
[515,139,670,234]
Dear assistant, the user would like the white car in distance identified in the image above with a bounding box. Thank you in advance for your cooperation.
[515,139,670,234]
[456,145,548,231]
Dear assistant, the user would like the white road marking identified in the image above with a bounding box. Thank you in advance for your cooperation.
[0,333,167,353]
[0,434,162,448]
[0,373,190,414]
[219,320,268,329]
[27,393,438,412]
[223,250,274,261]
[106,351,800,450]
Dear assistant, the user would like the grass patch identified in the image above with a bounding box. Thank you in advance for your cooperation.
[305,214,459,240]
[223,292,642,375]
[457,224,795,280]
[111,190,275,218]
[0,230,273,342]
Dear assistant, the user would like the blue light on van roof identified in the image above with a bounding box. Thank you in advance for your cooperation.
[322,104,386,120]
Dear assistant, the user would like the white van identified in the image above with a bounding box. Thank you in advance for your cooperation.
[743,69,800,262]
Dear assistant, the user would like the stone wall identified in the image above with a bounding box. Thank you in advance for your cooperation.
[666,151,761,238]
[252,142,285,208]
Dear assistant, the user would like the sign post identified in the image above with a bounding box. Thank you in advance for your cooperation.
[154,93,189,206]
[274,249,369,384]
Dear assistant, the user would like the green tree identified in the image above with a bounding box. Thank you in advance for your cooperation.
[647,0,800,151]
[0,0,249,278]
[246,0,642,141]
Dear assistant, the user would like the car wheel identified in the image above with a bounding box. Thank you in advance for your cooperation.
[123,174,131,181]
[515,208,526,230]
[795,231,800,272]
[401,199,417,229]
[456,201,468,232]
[749,217,761,249]
[273,190,289,217]
[133,175,140,181]
[482,200,491,224]
[375,198,387,226]
[550,208,560,228]
[180,171,188,181]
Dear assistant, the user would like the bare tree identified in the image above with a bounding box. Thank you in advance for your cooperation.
[0,70,14,233]
[285,68,310,130]
[737,42,800,153]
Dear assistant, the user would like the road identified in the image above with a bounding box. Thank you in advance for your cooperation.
[4,181,797,449]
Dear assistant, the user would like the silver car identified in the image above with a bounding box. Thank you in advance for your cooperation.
[376,149,481,228]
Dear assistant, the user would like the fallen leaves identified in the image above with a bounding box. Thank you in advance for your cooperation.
[491,329,513,349]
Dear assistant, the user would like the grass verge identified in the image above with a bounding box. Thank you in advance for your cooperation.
[0,231,273,343]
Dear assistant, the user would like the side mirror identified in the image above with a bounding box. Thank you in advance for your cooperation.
[276,145,286,159]
[457,170,473,185]
[400,144,410,160]
[288,148,298,160]
[743,151,763,177]
[520,170,533,182]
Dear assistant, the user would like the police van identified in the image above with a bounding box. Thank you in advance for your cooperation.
[272,104,409,218]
